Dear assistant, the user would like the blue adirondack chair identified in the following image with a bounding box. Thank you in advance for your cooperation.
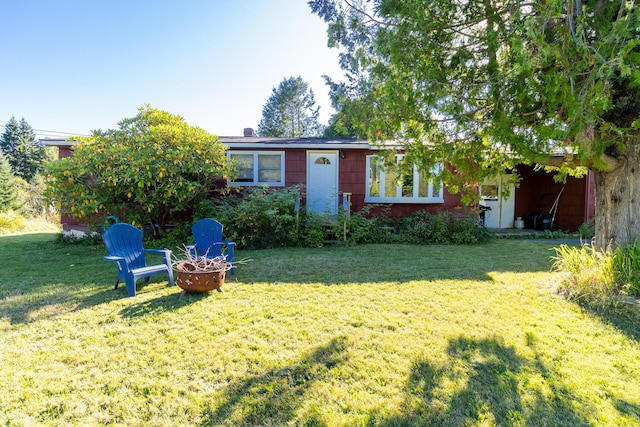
[187,218,236,275]
[102,223,175,297]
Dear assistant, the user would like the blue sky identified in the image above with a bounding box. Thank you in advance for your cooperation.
[0,1,344,138]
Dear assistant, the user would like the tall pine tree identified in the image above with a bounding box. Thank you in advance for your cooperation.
[0,117,46,182]
[0,152,19,213]
[257,77,324,137]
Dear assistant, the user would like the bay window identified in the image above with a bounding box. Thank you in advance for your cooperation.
[366,155,443,203]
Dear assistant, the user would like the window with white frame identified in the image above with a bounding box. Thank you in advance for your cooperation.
[228,151,285,186]
[366,155,444,203]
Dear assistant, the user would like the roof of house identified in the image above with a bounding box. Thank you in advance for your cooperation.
[40,136,383,150]
[219,136,376,150]
[40,137,76,147]
[40,136,574,159]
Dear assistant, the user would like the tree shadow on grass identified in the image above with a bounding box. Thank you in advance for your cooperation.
[236,240,561,285]
[367,335,591,426]
[611,396,640,424]
[0,284,120,325]
[198,335,349,427]
[571,301,640,343]
[0,234,563,324]
[0,272,178,324]
[0,233,180,323]
[118,285,207,318]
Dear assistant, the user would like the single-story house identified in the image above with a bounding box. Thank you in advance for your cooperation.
[42,130,595,232]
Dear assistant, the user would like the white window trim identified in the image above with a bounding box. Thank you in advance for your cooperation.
[227,151,285,187]
[365,155,444,203]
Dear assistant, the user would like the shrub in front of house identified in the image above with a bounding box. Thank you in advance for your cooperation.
[46,106,233,236]
[337,207,398,245]
[449,215,481,244]
[190,189,487,249]
[299,211,326,248]
[397,210,489,244]
[198,186,301,249]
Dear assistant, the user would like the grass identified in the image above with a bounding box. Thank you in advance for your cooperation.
[1,234,640,426]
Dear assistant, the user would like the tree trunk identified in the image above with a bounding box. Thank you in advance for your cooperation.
[593,134,640,250]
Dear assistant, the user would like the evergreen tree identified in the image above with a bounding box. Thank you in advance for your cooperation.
[0,117,46,182]
[0,152,19,213]
[323,112,359,138]
[257,77,324,137]
[310,0,640,248]
[0,117,19,159]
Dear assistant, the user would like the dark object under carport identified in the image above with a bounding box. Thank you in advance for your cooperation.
[525,187,564,230]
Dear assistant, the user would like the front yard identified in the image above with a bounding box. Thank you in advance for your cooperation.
[0,234,639,426]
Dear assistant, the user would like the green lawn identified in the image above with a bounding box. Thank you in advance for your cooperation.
[1,233,639,426]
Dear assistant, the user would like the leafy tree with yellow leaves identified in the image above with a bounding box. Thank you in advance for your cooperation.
[46,105,234,235]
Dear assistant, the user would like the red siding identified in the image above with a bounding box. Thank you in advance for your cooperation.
[284,150,306,185]
[338,149,366,211]
[514,165,593,231]
[52,141,595,231]
[50,145,86,231]
[59,147,74,158]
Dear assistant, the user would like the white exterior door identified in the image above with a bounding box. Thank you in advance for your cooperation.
[480,175,516,228]
[307,151,339,214]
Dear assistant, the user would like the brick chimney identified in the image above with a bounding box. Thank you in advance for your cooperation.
[243,128,255,137]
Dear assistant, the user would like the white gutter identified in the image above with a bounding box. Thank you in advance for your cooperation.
[223,142,378,150]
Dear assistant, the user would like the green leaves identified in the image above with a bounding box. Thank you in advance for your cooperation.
[45,105,234,230]
[310,0,640,184]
